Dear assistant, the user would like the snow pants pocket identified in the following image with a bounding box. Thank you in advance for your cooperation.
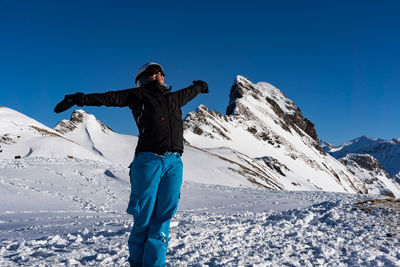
[126,153,161,216]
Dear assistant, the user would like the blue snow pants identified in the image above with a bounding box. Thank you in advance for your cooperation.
[127,151,183,267]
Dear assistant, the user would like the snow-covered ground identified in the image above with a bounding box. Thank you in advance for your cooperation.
[1,158,399,266]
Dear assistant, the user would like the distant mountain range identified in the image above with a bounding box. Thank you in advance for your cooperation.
[1,76,399,197]
[322,136,400,179]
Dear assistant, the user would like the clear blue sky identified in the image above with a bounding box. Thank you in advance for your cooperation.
[1,0,399,145]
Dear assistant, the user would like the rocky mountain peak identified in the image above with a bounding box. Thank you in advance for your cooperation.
[226,75,296,116]
[225,75,320,146]
[54,109,113,135]
[183,105,234,141]
[184,76,326,159]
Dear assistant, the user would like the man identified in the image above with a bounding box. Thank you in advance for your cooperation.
[54,62,208,266]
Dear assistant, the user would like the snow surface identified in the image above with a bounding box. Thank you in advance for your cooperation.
[1,157,399,266]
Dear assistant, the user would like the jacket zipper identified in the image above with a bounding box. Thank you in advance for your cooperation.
[167,96,173,150]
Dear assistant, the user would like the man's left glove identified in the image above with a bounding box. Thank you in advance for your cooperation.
[54,92,85,113]
[193,80,209,94]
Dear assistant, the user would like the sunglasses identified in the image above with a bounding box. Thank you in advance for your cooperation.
[145,65,165,77]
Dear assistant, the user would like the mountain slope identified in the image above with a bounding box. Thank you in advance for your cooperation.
[339,153,398,197]
[183,76,400,197]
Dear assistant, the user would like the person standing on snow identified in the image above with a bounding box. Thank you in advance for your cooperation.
[54,62,208,266]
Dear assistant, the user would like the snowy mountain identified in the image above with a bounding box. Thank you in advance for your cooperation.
[324,135,400,178]
[54,109,137,167]
[2,75,400,198]
[0,106,106,162]
[183,75,400,197]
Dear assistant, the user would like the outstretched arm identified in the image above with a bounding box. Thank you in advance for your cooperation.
[172,80,208,107]
[54,88,141,113]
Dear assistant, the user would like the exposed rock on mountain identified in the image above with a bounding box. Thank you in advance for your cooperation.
[55,110,113,135]
[227,77,320,148]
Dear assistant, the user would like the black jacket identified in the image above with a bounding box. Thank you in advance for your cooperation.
[81,80,202,155]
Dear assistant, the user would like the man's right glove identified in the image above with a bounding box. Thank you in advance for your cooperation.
[193,80,209,94]
[54,92,85,113]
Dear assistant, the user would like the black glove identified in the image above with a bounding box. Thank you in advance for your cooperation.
[193,80,209,94]
[54,92,85,113]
